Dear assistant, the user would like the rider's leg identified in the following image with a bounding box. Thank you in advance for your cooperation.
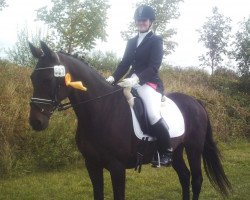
[136,84,172,166]
[150,118,173,166]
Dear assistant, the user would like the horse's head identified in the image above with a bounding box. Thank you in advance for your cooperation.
[29,41,72,131]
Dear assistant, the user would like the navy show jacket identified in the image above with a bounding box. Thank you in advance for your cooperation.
[113,31,164,93]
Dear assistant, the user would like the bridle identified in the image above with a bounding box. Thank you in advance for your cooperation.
[30,66,71,117]
[30,65,123,117]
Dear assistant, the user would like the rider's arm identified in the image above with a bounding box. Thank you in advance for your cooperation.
[112,39,134,83]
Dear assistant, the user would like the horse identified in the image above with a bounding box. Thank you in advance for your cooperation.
[28,41,231,200]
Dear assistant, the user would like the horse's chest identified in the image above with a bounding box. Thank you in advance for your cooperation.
[76,131,109,158]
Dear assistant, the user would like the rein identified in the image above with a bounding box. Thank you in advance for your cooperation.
[57,87,123,111]
[31,53,123,115]
[31,82,123,113]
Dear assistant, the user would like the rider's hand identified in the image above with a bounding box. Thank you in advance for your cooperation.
[118,75,139,88]
[106,76,115,84]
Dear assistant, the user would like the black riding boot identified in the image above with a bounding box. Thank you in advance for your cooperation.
[151,118,173,167]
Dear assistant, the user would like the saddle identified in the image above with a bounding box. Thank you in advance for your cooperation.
[124,87,185,139]
[130,88,151,136]
[123,87,185,171]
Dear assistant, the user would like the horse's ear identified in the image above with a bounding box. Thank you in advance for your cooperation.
[29,42,43,58]
[40,41,53,57]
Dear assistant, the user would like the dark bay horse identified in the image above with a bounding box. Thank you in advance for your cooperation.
[28,42,231,200]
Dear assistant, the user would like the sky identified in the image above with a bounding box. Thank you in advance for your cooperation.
[0,0,249,67]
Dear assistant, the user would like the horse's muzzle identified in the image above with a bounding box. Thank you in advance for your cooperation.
[29,109,49,131]
[29,118,49,131]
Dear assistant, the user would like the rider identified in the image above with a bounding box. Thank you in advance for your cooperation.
[106,5,172,166]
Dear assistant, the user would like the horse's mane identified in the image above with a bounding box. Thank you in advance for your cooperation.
[57,51,115,87]
[58,51,107,79]
[58,51,91,67]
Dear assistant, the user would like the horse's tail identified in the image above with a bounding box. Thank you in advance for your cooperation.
[197,100,232,197]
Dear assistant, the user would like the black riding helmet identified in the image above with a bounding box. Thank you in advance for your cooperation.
[134,5,156,21]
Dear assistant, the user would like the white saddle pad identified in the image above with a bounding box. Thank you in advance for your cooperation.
[130,96,185,141]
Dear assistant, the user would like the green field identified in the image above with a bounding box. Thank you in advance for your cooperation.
[0,141,249,200]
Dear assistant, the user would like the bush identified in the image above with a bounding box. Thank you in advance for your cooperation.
[0,63,80,177]
[238,75,250,95]
[30,113,80,170]
[160,67,249,141]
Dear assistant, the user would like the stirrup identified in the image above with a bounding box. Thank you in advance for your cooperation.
[151,151,172,167]
[159,154,172,167]
[161,148,173,166]
[151,151,161,168]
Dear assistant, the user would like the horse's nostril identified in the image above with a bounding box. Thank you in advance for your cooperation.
[30,119,43,131]
[34,119,42,128]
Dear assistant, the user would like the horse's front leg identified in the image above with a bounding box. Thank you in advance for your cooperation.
[106,160,126,200]
[85,159,104,200]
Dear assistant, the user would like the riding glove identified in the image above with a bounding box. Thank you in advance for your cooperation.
[118,74,139,88]
[106,76,115,84]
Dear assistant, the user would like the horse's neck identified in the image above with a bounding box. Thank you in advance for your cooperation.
[57,55,133,146]
[59,53,121,123]
[60,53,114,97]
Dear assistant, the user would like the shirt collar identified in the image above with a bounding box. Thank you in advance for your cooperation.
[138,30,151,38]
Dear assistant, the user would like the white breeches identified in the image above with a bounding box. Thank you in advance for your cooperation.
[134,84,162,125]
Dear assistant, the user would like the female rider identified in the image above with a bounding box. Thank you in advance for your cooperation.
[106,5,172,166]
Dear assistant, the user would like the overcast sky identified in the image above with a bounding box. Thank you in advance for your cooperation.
[0,0,249,67]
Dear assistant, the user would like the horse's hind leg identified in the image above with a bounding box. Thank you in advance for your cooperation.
[85,159,104,200]
[172,144,191,200]
[186,146,203,200]
[106,160,126,200]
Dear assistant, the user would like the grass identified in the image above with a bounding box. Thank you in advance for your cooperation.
[0,141,249,200]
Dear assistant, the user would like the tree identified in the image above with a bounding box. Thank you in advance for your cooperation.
[37,0,109,54]
[0,0,7,11]
[198,7,232,75]
[121,0,183,55]
[87,51,120,72]
[6,25,53,67]
[232,17,250,77]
